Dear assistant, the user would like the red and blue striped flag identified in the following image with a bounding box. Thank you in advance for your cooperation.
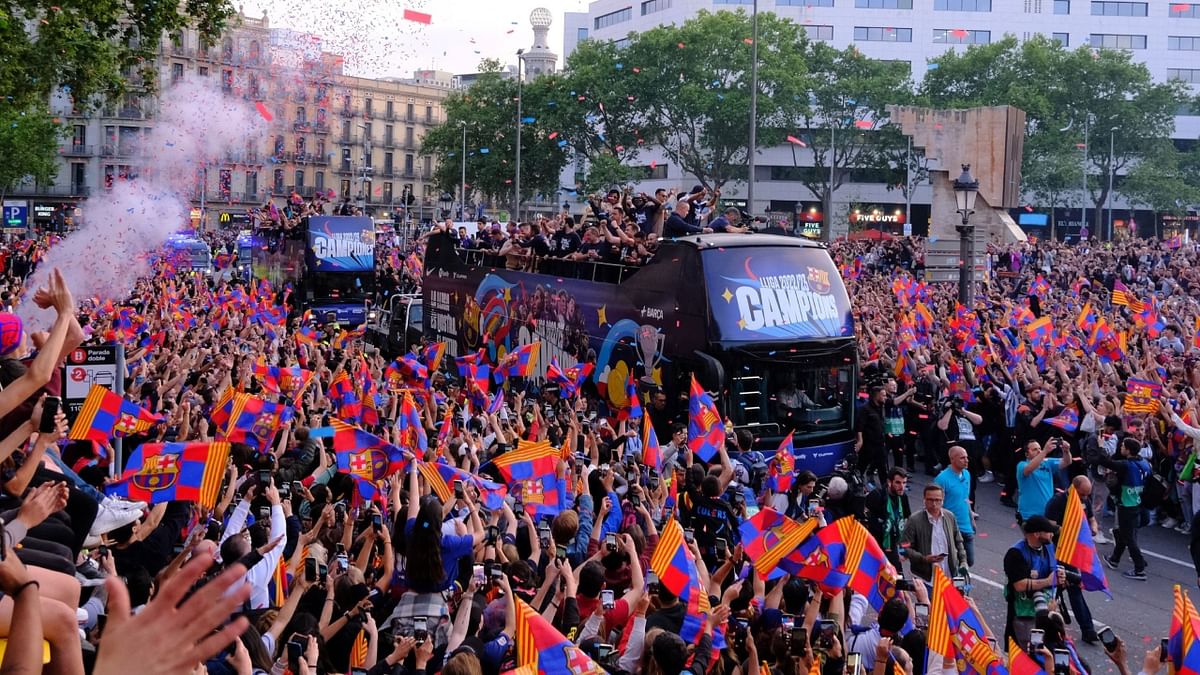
[68,384,163,443]
[512,597,605,675]
[1056,485,1110,597]
[332,419,410,499]
[739,508,817,580]
[642,414,662,474]
[396,393,428,455]
[767,432,796,493]
[687,375,724,462]
[219,393,293,454]
[649,519,711,644]
[422,341,447,373]
[494,342,541,382]
[105,441,231,509]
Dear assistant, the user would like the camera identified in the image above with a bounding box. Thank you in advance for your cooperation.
[1032,590,1050,614]
[1059,565,1082,586]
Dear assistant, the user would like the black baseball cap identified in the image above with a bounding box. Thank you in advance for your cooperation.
[1023,515,1059,535]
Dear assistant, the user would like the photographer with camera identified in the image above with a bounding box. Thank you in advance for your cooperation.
[1044,475,1101,644]
[935,394,983,498]
[1003,515,1065,649]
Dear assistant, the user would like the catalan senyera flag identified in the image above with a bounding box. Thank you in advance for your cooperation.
[512,598,605,675]
[1056,485,1111,597]
[104,441,231,509]
[68,384,163,443]
[739,508,818,580]
[687,375,724,462]
[1112,279,1133,307]
[1125,378,1162,414]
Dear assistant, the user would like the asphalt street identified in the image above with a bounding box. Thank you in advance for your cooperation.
[903,470,1196,674]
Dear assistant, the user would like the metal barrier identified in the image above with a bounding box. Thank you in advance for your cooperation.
[451,248,639,282]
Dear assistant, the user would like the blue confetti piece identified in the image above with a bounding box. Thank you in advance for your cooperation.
[546,101,557,107]
[569,91,576,96]
[447,151,456,157]
[521,116,536,124]
[927,63,940,70]
[557,140,568,147]
[616,63,624,70]
[480,147,490,154]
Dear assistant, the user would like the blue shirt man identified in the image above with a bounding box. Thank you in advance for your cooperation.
[1016,437,1073,521]
[935,445,975,565]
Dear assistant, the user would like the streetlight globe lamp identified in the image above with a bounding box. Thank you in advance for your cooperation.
[952,164,980,306]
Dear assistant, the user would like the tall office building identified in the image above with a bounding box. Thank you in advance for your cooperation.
[564,0,1200,237]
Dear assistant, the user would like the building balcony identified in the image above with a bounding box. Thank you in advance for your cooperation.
[314,123,330,134]
[271,184,288,196]
[335,166,356,175]
[64,144,93,156]
[421,171,433,181]
[14,184,91,197]
[223,151,261,164]
[340,107,357,118]
[100,144,140,158]
[114,107,152,120]
[293,121,312,132]
[363,109,376,120]
[402,170,416,179]
[380,168,395,178]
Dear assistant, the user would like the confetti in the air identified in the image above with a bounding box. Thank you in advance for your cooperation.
[255,102,273,122]
[786,135,807,147]
[402,9,433,24]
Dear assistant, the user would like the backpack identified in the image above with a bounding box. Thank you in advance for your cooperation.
[1141,468,1168,510]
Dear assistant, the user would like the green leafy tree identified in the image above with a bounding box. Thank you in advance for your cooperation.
[0,103,62,203]
[776,43,913,236]
[922,35,1189,234]
[420,61,568,214]
[1021,132,1084,239]
[616,10,811,192]
[0,0,234,111]
[1121,142,1200,217]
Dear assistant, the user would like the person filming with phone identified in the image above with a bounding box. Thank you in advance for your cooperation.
[901,484,967,585]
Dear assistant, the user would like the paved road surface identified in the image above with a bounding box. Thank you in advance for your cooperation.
[902,470,1195,674]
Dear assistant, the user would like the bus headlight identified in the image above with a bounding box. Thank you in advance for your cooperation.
[367,311,377,321]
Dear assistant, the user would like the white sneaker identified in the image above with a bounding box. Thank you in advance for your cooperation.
[104,497,147,511]
[1092,531,1111,544]
[1178,523,1192,534]
[89,502,143,538]
[979,471,995,484]
[1161,517,1180,529]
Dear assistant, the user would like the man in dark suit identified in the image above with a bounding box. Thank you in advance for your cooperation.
[902,483,968,583]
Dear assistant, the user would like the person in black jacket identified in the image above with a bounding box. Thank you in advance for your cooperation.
[864,467,911,568]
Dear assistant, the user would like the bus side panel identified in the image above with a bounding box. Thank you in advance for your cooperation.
[422,266,702,411]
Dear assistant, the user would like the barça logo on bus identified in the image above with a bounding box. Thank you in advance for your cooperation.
[132,453,180,492]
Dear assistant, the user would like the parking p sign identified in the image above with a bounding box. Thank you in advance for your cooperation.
[2,200,27,232]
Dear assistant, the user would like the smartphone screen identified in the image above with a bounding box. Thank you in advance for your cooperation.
[790,627,807,653]
[1030,629,1045,649]
[1162,638,1170,662]
[39,396,60,434]
[1099,627,1118,652]
[1053,650,1071,670]
[601,589,615,609]
[847,653,863,675]
[304,558,317,582]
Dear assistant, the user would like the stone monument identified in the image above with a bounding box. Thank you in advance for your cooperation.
[887,105,1028,285]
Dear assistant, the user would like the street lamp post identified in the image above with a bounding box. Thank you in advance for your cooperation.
[1107,127,1117,240]
[459,121,468,221]
[746,0,759,218]
[952,164,980,306]
[515,49,525,223]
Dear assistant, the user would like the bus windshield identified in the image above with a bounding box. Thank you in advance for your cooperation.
[308,272,373,302]
[725,342,856,436]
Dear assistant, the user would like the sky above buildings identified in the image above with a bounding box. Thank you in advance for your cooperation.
[243,0,587,78]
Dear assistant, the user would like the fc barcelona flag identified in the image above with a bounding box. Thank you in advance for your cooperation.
[105,442,231,509]
[687,375,725,462]
[649,518,711,644]
[1125,378,1162,414]
[1055,485,1111,597]
[219,393,292,454]
[511,598,605,675]
[739,508,817,579]
[69,384,163,443]
[493,342,540,382]
[332,419,410,499]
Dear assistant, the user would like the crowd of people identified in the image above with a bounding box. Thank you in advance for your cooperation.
[0,203,1197,675]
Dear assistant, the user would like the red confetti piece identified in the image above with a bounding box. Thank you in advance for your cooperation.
[677,42,685,49]
[786,135,807,147]
[743,38,754,44]
[1024,205,1034,212]
[854,120,872,129]
[548,132,558,139]
[951,28,969,38]
[632,67,641,73]
[616,145,624,152]
[650,161,657,169]
[403,9,433,24]
[255,102,273,122]
[1172,3,1191,10]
